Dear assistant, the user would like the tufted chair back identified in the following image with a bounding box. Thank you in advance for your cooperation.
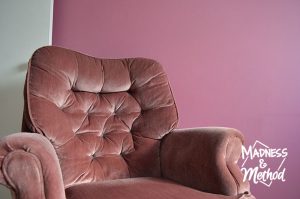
[21,46,178,188]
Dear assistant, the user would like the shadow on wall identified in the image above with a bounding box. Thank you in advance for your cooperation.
[0,63,27,199]
[0,185,11,199]
[0,63,27,134]
[0,82,23,132]
[17,63,28,73]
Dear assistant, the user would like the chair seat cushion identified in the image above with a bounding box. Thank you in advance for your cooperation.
[66,177,233,199]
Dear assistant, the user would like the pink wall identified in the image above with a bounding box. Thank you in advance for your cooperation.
[53,1,300,198]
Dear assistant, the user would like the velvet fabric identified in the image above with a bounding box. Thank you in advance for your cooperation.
[0,46,255,199]
[161,128,250,196]
[22,46,178,187]
[65,177,244,199]
[0,133,65,199]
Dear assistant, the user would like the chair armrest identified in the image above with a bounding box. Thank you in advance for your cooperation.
[161,127,254,198]
[0,133,65,199]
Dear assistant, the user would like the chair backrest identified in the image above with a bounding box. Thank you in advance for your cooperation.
[22,46,178,187]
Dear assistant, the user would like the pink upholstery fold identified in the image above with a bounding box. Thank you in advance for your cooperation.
[0,133,65,199]
[161,127,254,198]
[66,177,232,199]
[65,177,254,199]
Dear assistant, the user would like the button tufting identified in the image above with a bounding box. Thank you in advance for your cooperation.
[27,47,178,186]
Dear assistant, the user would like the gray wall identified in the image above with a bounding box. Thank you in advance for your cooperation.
[0,0,53,197]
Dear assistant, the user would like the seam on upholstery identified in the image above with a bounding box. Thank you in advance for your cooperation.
[128,69,136,91]
[166,81,179,129]
[26,59,43,135]
[98,116,111,136]
[159,119,178,139]
[102,95,114,110]
[91,153,128,159]
[129,84,174,112]
[99,59,105,93]
[61,92,76,110]
[127,59,165,89]
[30,92,58,106]
[74,113,89,134]
[141,102,175,112]
[134,71,165,89]
[102,129,128,136]
[133,80,168,93]
[100,59,104,92]
[103,135,119,151]
[121,92,142,119]
[225,135,240,195]
[122,60,144,125]
[156,138,162,177]
[130,131,162,141]
[159,135,165,177]
[103,117,113,135]
[73,130,103,135]
[115,94,127,112]
[121,155,131,179]
[76,133,93,146]
[117,110,141,117]
[128,58,135,87]
[170,120,178,132]
[71,172,87,187]
[98,137,105,153]
[73,53,79,89]
[117,111,141,130]
[32,63,71,88]
[87,95,98,113]
[61,91,73,109]
[93,57,104,93]
[116,116,131,131]
[55,134,76,150]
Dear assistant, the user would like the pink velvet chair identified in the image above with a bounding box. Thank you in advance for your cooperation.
[0,46,255,199]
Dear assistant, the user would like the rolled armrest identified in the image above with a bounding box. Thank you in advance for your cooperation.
[161,127,253,198]
[0,133,65,199]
